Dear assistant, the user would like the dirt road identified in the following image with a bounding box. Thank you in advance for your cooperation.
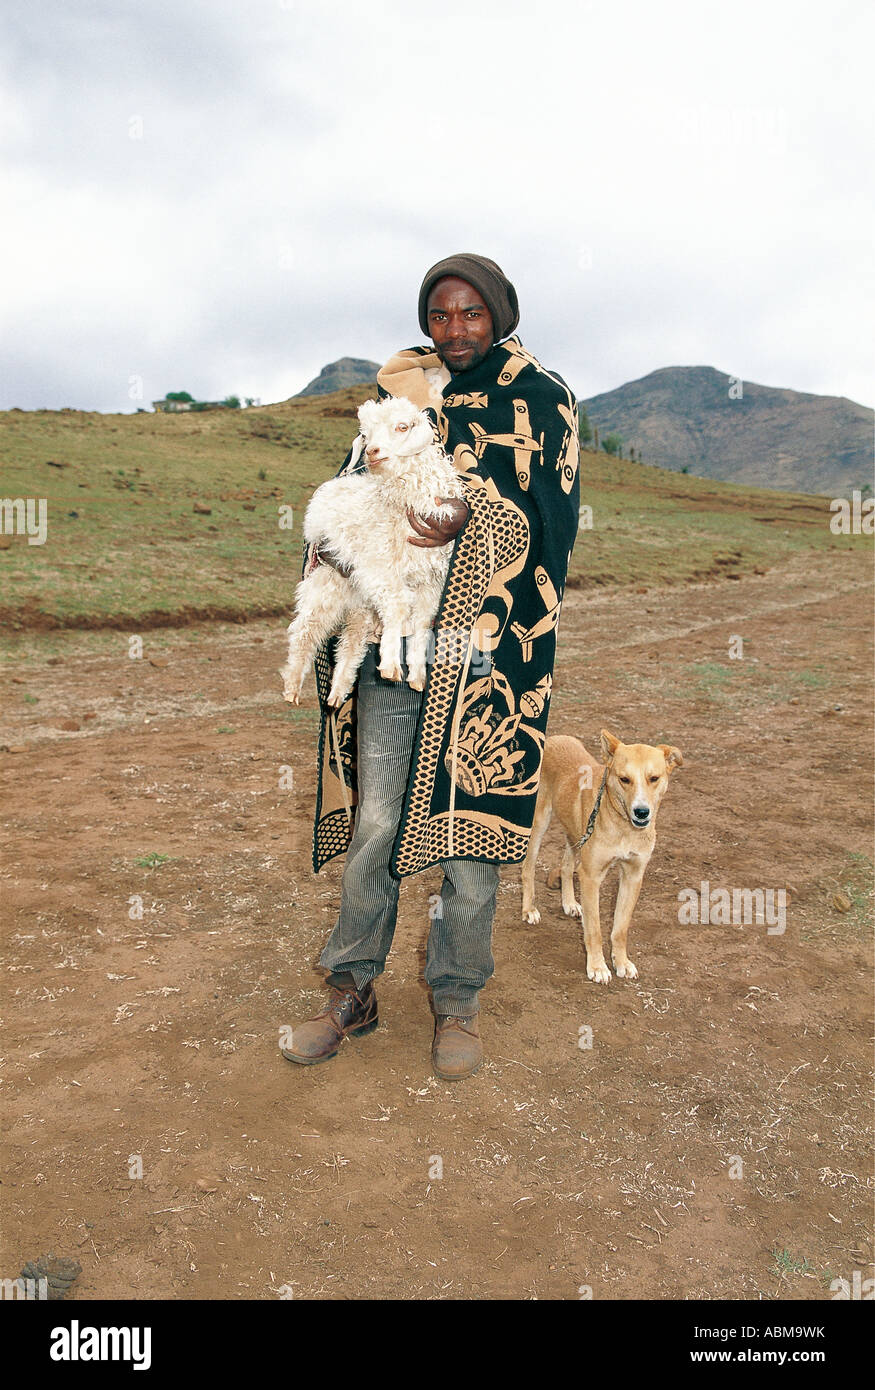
[1,550,872,1299]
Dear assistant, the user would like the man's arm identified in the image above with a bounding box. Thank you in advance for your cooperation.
[312,498,466,574]
[406,496,469,548]
[315,547,353,578]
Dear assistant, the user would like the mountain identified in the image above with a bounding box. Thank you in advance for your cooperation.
[295,357,381,397]
[579,366,873,495]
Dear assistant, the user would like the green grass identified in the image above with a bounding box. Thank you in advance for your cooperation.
[617,658,833,708]
[800,851,874,943]
[279,706,321,724]
[836,853,874,936]
[0,386,870,630]
[687,660,735,698]
[0,397,356,628]
[685,659,832,705]
[132,853,173,869]
[771,1246,815,1279]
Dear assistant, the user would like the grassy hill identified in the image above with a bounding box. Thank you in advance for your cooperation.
[0,386,869,631]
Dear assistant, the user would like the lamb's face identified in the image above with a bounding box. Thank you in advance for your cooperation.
[357,397,436,475]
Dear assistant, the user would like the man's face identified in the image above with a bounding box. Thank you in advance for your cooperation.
[426,276,495,375]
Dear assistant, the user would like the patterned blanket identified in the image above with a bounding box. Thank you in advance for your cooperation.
[305,335,580,876]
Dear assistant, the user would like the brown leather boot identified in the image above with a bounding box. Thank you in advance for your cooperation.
[281,982,378,1065]
[432,1014,482,1081]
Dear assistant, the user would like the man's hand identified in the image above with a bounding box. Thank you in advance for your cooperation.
[406,496,469,548]
[316,547,353,579]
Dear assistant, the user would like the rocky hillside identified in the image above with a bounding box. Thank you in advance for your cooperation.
[580,365,873,495]
[295,357,380,397]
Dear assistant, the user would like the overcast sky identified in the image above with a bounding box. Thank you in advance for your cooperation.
[1,0,872,413]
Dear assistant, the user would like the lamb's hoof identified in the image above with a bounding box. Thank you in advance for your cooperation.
[587,963,612,985]
[614,959,639,980]
[280,665,303,704]
[523,909,541,925]
[327,689,349,709]
[379,662,404,683]
[407,676,425,692]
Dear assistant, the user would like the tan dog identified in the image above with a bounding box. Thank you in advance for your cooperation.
[521,731,683,983]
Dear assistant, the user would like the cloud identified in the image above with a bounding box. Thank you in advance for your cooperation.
[1,0,872,412]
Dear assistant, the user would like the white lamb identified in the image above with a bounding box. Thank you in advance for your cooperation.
[280,395,466,709]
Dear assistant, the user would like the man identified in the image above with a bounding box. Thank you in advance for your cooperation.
[282,253,580,1080]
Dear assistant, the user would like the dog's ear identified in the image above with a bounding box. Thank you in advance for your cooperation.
[660,745,684,772]
[600,729,621,762]
[357,399,380,435]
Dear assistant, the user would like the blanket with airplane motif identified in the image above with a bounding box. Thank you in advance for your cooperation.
[305,334,580,876]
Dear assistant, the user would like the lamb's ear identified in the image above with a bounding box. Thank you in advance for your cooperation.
[660,745,684,772]
[347,433,366,472]
[600,729,621,763]
[357,399,380,435]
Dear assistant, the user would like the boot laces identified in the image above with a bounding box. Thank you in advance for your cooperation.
[438,1014,476,1034]
[317,986,367,1039]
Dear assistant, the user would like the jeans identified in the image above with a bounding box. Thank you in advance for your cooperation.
[319,643,500,1015]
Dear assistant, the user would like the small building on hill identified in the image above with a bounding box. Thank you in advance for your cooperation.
[152,399,237,413]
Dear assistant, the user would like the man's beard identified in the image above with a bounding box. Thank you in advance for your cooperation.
[436,341,493,375]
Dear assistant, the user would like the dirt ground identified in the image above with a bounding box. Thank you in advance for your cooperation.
[1,549,872,1301]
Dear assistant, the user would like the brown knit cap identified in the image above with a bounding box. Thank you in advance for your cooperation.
[418,253,519,341]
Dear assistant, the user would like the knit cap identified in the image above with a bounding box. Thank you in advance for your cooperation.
[418,253,519,340]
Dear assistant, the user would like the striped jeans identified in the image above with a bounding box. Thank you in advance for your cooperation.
[319,642,500,1015]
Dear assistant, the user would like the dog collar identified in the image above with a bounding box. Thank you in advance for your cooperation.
[577,768,608,848]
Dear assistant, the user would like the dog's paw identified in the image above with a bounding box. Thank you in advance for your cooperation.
[523,909,541,925]
[563,900,583,919]
[587,962,612,985]
[614,959,639,980]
